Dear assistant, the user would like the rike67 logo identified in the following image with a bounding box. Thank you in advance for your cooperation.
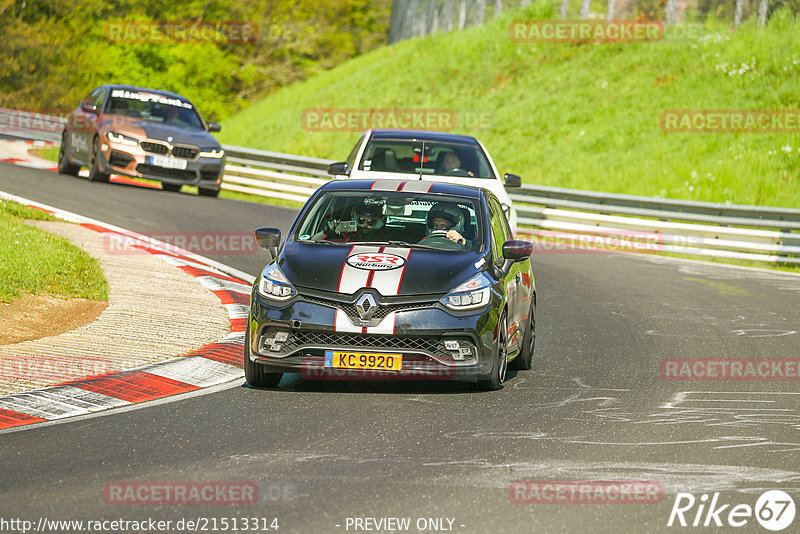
[668,490,796,531]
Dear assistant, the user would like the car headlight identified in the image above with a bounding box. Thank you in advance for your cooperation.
[106,131,138,147]
[440,273,492,310]
[257,264,296,301]
[198,148,224,158]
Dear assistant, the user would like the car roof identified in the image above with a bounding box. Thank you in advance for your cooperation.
[101,84,192,103]
[368,129,480,146]
[320,179,485,200]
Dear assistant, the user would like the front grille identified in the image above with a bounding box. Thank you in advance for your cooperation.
[291,331,440,353]
[302,295,436,320]
[172,146,199,159]
[260,329,473,361]
[140,141,168,155]
[136,164,196,181]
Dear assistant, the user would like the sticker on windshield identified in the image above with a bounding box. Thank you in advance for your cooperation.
[110,89,193,109]
[346,253,406,271]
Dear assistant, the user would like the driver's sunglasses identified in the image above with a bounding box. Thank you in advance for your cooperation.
[358,216,378,227]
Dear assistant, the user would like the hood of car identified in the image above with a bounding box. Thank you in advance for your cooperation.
[277,241,483,297]
[102,115,219,147]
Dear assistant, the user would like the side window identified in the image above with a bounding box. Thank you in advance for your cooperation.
[346,133,365,169]
[87,87,108,109]
[487,199,507,264]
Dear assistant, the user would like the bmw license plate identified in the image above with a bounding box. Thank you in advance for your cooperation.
[324,351,402,371]
[148,155,187,170]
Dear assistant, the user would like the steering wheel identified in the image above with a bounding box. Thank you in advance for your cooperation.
[419,230,464,250]
[443,168,472,177]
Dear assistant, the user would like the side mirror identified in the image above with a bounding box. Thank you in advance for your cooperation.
[81,102,98,114]
[328,162,351,176]
[502,240,533,262]
[504,173,522,188]
[207,122,222,132]
[255,227,282,260]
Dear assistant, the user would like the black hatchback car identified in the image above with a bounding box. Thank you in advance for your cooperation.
[246,179,536,390]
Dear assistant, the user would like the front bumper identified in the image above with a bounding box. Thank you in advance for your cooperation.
[247,288,500,382]
[100,137,225,188]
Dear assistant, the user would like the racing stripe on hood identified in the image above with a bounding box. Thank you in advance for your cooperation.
[337,245,383,294]
[398,180,434,193]
[368,247,411,297]
[370,179,407,191]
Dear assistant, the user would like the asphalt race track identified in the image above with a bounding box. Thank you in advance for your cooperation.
[1,163,799,533]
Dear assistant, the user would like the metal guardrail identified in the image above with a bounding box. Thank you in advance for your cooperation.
[2,109,798,265]
[218,146,800,265]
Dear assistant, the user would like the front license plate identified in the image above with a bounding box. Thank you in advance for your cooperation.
[148,155,187,169]
[324,351,402,371]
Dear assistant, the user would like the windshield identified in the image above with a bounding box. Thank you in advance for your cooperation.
[104,89,205,129]
[294,191,483,252]
[358,138,495,179]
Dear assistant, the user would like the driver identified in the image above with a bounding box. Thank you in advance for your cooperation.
[422,202,467,247]
[438,152,474,177]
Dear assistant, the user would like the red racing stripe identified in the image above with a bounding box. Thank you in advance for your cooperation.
[337,245,355,292]
[229,317,248,333]
[185,342,243,367]
[69,371,199,402]
[397,181,408,191]
[176,265,249,285]
[212,290,249,306]
[0,409,47,430]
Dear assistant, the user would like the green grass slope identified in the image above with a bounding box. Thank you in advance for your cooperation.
[219,3,800,208]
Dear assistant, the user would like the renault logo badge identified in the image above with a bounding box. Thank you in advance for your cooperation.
[355,293,377,321]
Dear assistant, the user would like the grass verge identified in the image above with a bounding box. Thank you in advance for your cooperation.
[218,3,800,209]
[0,199,108,303]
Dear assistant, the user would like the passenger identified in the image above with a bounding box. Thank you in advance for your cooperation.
[313,201,387,242]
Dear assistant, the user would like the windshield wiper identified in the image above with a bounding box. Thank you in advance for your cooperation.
[355,240,441,250]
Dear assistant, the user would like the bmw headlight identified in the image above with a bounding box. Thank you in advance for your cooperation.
[257,264,296,301]
[106,131,138,147]
[441,273,492,310]
[198,148,225,158]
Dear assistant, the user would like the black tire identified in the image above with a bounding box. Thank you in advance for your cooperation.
[87,136,110,183]
[198,187,220,197]
[244,325,282,388]
[477,312,508,391]
[510,301,535,371]
[162,183,182,192]
[57,131,80,176]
